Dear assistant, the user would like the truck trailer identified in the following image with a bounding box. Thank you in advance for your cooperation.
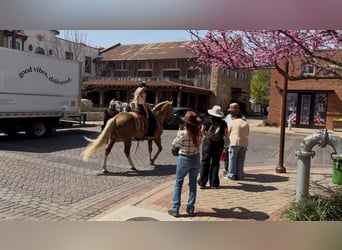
[0,47,80,137]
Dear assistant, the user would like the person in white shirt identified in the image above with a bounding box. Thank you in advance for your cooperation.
[224,109,249,180]
[223,103,247,175]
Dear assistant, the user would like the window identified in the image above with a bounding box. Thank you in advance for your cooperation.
[112,71,128,77]
[314,94,327,126]
[163,70,179,78]
[85,56,91,73]
[234,71,238,79]
[35,47,45,55]
[65,51,73,60]
[286,93,298,124]
[299,95,311,125]
[302,62,315,76]
[137,70,152,77]
[187,70,196,78]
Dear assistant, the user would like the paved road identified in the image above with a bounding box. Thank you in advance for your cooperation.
[0,122,334,221]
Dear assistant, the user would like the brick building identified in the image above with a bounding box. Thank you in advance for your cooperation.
[268,60,342,130]
[83,41,251,113]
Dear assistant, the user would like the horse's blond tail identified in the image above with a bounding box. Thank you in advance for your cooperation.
[82,118,115,161]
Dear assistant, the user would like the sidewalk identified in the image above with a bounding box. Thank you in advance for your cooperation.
[91,166,339,221]
[90,119,342,221]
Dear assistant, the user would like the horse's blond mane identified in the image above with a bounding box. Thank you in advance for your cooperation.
[153,100,172,112]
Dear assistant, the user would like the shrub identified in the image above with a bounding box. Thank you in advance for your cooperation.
[281,190,342,221]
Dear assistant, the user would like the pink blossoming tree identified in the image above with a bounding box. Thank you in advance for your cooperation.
[188,30,342,80]
[188,30,342,172]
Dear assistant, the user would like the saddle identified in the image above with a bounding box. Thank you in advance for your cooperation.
[130,110,149,138]
[130,110,158,139]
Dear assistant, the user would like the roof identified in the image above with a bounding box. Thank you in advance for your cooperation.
[98,41,196,61]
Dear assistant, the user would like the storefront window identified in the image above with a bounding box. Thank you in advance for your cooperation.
[314,93,327,126]
[300,95,311,125]
[287,93,298,124]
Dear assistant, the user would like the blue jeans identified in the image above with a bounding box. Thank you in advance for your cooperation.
[227,146,247,179]
[171,153,200,213]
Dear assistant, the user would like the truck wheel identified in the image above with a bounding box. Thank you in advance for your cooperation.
[30,121,48,137]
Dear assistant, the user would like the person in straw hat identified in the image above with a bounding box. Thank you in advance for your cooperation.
[198,105,229,189]
[225,102,246,124]
[168,111,203,217]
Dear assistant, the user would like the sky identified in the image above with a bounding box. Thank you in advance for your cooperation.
[59,30,207,49]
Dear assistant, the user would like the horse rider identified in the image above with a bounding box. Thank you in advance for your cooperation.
[133,82,156,138]
[101,99,119,131]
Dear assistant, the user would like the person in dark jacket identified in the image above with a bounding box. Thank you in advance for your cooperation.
[198,105,228,189]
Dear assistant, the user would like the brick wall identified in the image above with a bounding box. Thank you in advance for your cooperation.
[268,69,342,130]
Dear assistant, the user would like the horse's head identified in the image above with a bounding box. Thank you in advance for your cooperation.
[153,101,174,124]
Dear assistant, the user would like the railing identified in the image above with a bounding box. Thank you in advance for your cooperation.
[83,76,194,86]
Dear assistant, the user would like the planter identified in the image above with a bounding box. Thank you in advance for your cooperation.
[333,120,342,131]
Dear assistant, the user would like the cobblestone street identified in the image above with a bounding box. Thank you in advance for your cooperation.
[0,125,179,221]
[0,120,337,221]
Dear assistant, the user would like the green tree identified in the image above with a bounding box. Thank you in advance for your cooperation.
[250,69,270,112]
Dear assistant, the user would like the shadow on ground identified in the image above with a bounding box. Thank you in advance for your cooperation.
[96,164,176,177]
[219,183,278,192]
[0,129,99,153]
[190,207,269,221]
[243,173,289,183]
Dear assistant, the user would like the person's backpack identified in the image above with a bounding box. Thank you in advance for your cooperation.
[206,122,222,142]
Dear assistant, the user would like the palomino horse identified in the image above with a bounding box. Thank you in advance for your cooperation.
[82,100,174,173]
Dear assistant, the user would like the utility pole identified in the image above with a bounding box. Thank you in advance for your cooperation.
[11,30,17,49]
[276,61,289,173]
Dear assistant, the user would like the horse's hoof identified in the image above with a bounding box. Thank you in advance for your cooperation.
[130,166,137,171]
[149,161,155,165]
[102,169,109,174]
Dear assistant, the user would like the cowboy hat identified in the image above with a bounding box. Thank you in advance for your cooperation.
[228,102,239,111]
[208,105,224,118]
[181,111,202,126]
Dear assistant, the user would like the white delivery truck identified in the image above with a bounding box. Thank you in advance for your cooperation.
[0,47,80,137]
